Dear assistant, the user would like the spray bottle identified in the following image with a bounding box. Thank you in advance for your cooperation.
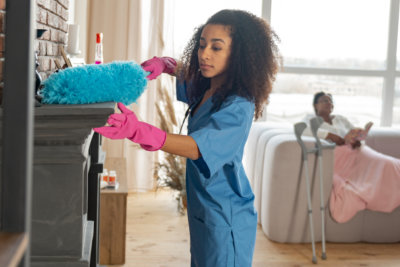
[95,33,103,64]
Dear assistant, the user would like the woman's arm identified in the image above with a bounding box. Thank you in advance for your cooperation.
[326,132,345,146]
[169,60,182,77]
[161,133,201,160]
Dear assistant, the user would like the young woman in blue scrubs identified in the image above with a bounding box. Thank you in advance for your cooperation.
[96,9,280,267]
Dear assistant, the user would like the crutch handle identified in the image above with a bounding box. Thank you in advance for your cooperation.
[294,122,308,158]
[310,116,336,152]
[294,122,318,158]
[294,122,307,139]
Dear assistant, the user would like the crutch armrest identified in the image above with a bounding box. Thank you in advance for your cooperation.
[320,141,336,150]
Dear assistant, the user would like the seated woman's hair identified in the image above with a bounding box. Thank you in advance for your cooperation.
[313,91,332,114]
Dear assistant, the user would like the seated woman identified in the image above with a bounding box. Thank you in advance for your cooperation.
[304,92,368,148]
[304,91,400,223]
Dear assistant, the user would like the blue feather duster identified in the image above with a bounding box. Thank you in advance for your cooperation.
[40,61,148,105]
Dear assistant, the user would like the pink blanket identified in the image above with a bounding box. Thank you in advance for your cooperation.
[329,145,400,223]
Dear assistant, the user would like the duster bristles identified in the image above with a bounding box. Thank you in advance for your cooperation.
[40,61,148,105]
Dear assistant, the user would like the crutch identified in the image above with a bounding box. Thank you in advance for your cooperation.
[294,122,318,264]
[309,117,336,261]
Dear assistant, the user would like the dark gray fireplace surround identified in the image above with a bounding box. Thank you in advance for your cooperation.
[28,102,114,266]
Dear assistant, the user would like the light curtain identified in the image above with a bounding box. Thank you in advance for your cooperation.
[86,0,170,191]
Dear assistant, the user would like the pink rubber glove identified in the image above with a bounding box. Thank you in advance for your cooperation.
[94,103,166,151]
[140,56,177,80]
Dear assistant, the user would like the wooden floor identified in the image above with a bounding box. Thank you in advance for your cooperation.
[113,189,400,267]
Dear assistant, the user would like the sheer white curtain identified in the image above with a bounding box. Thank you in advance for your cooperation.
[85,0,170,191]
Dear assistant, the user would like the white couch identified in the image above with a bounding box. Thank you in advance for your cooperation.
[243,122,400,243]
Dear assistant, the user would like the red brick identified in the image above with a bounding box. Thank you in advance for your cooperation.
[34,39,40,53]
[50,0,57,13]
[57,3,62,16]
[58,4,69,21]
[61,7,69,21]
[38,57,51,72]
[0,35,4,58]
[50,28,58,42]
[0,12,4,34]
[37,0,51,9]
[47,41,57,56]
[58,31,66,44]
[46,41,54,56]
[36,5,40,22]
[47,13,59,28]
[57,0,69,9]
[52,44,59,57]
[37,7,47,24]
[59,20,68,32]
[39,41,48,56]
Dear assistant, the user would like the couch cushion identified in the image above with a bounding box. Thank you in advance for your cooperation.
[366,128,400,158]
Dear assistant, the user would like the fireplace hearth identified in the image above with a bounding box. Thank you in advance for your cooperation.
[29,102,114,267]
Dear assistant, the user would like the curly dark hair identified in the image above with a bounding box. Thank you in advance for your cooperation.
[180,9,281,119]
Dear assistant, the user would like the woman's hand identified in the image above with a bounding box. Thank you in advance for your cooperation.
[344,128,365,149]
[140,56,177,80]
[344,128,363,144]
[351,140,362,149]
[94,103,200,158]
[94,103,166,151]
[326,132,345,146]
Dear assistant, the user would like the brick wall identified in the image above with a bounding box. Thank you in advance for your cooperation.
[36,0,69,80]
[0,0,68,103]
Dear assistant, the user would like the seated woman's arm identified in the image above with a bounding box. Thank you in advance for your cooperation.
[302,118,345,145]
[325,132,345,146]
[326,132,361,148]
[319,115,360,148]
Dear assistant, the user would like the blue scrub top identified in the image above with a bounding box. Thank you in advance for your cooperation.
[177,80,258,267]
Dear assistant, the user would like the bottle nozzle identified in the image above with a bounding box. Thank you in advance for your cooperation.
[96,33,103,44]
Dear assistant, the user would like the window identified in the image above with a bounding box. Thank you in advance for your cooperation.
[271,0,389,70]
[267,0,398,127]
[267,74,382,126]
[168,0,399,127]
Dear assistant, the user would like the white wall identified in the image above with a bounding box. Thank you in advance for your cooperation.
[67,0,89,62]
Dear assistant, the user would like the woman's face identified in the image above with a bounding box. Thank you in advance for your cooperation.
[198,24,232,81]
[314,94,334,115]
